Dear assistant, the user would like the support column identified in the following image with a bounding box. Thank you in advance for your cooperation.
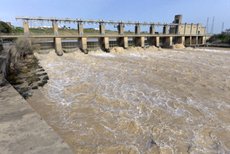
[52,22,58,35]
[184,23,187,34]
[150,26,155,35]
[198,36,203,44]
[148,37,159,47]
[117,37,128,49]
[78,37,87,54]
[163,26,168,34]
[203,36,206,44]
[163,36,172,48]
[54,38,63,56]
[192,36,197,45]
[99,37,109,51]
[135,25,140,35]
[118,25,124,35]
[135,37,144,47]
[78,23,83,35]
[100,24,105,35]
[175,36,185,45]
[190,23,193,34]
[185,36,191,46]
[23,22,29,35]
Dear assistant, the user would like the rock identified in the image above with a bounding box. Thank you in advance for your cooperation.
[27,92,33,96]
[32,86,38,89]
[42,80,48,84]
[38,82,44,87]
[37,72,47,76]
[38,69,45,72]
[11,79,24,85]
[43,76,49,80]
[38,80,47,87]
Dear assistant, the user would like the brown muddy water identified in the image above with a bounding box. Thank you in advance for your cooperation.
[27,47,230,153]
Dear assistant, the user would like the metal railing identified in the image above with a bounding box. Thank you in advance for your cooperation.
[15,16,178,27]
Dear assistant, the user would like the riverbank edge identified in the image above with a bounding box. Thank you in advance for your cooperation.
[0,49,75,154]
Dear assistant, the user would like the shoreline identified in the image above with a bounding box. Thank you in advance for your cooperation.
[0,48,75,154]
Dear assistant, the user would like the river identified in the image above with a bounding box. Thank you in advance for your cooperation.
[27,47,230,153]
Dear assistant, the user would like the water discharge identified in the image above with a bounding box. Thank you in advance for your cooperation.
[27,47,230,153]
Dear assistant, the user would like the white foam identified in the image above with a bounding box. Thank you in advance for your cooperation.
[91,53,115,57]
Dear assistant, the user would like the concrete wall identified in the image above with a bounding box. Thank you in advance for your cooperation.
[200,27,206,35]
[0,49,10,78]
[191,24,197,35]
[175,23,205,35]
[184,24,191,34]
[170,15,206,35]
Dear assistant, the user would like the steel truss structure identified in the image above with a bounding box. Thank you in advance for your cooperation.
[15,16,178,27]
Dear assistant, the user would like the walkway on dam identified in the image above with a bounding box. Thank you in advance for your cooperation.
[0,50,75,154]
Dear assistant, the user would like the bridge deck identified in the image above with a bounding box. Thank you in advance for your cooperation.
[0,34,205,39]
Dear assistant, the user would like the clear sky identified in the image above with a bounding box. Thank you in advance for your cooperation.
[0,0,229,34]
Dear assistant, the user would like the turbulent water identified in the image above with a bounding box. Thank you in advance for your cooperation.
[27,47,230,153]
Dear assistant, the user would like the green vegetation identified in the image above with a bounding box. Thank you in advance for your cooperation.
[0,21,12,33]
[12,27,24,34]
[207,29,230,44]
[15,37,40,60]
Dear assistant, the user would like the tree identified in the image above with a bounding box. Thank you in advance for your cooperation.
[0,21,12,33]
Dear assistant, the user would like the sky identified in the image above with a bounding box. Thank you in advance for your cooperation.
[0,0,229,34]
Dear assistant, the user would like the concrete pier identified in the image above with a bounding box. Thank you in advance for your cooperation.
[23,22,29,35]
[54,38,63,56]
[118,25,124,35]
[100,24,105,35]
[192,36,198,45]
[135,25,140,35]
[150,26,155,35]
[135,37,144,47]
[78,37,87,54]
[117,37,128,49]
[78,23,84,35]
[163,26,168,34]
[175,36,185,45]
[185,36,191,46]
[52,22,58,35]
[198,36,203,44]
[148,36,159,47]
[163,36,172,47]
[99,37,109,51]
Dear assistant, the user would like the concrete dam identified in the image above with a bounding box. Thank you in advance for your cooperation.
[1,15,206,56]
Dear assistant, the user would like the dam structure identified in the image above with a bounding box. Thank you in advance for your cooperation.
[1,15,206,56]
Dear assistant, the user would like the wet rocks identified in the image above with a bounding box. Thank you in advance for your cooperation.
[6,53,49,99]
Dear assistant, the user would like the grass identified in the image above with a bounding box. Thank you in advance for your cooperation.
[12,27,24,34]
